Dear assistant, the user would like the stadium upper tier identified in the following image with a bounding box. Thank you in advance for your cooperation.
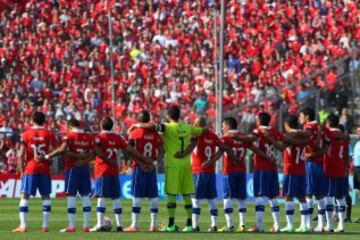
[0,0,359,133]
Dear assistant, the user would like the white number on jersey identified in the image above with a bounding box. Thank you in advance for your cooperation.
[106,148,118,159]
[31,144,46,158]
[144,142,153,157]
[295,147,305,164]
[204,146,212,161]
[265,144,275,158]
[232,147,245,158]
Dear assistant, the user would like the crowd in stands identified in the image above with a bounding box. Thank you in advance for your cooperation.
[0,0,360,173]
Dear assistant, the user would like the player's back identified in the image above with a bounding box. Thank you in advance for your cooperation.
[192,131,220,174]
[283,133,306,175]
[253,126,283,171]
[95,131,127,177]
[222,131,250,174]
[64,130,94,169]
[324,128,347,178]
[303,121,324,165]
[129,128,162,168]
[22,126,56,174]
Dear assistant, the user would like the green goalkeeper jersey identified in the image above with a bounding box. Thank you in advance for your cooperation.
[157,121,203,167]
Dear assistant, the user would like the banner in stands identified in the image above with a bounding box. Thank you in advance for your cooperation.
[0,173,356,204]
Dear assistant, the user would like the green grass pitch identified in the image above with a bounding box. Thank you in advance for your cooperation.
[0,198,359,240]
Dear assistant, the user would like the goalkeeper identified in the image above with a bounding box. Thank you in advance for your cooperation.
[129,105,205,232]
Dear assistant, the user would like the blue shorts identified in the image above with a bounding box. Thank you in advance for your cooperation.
[94,176,120,199]
[223,172,247,200]
[193,173,217,199]
[305,161,327,196]
[65,167,91,196]
[253,170,279,198]
[283,174,306,198]
[131,167,158,198]
[20,174,51,196]
[326,177,348,198]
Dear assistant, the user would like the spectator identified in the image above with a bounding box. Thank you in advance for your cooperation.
[0,120,13,138]
[339,108,354,133]
[193,92,209,115]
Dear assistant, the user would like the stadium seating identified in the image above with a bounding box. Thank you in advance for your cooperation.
[0,0,359,135]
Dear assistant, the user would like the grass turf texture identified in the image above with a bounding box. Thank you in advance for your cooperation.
[0,198,359,240]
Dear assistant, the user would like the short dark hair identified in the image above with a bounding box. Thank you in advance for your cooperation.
[223,117,238,130]
[32,112,45,125]
[326,114,339,128]
[197,116,207,127]
[285,115,299,129]
[258,112,271,126]
[300,107,315,121]
[168,105,180,121]
[67,118,80,128]
[101,117,114,131]
[339,124,345,132]
[138,110,150,123]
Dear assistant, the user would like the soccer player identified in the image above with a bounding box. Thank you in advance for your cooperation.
[91,116,154,232]
[176,117,230,232]
[264,115,310,232]
[206,117,274,232]
[125,111,164,232]
[13,112,57,233]
[128,105,205,232]
[46,118,96,233]
[322,114,349,232]
[299,108,327,231]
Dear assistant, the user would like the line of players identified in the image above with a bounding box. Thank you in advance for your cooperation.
[12,108,349,233]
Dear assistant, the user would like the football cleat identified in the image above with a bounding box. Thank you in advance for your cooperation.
[218,226,234,232]
[314,226,325,232]
[116,226,124,232]
[182,226,194,232]
[280,226,295,233]
[42,227,49,233]
[248,225,264,233]
[193,226,200,232]
[295,226,309,233]
[148,227,157,232]
[236,225,246,232]
[164,225,178,232]
[324,226,334,232]
[268,225,280,232]
[12,227,27,233]
[90,225,107,232]
[59,227,76,233]
[82,227,90,232]
[208,226,217,232]
[124,226,140,232]
[334,227,344,233]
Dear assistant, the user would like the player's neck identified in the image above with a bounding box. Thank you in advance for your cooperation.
[259,125,271,129]
[71,128,84,133]
[32,124,44,129]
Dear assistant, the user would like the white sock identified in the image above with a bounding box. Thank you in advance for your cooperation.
[317,198,326,229]
[82,196,91,228]
[42,199,51,228]
[255,197,265,230]
[131,198,141,227]
[224,198,233,228]
[300,202,309,228]
[67,196,76,228]
[238,199,246,227]
[208,199,218,227]
[19,199,29,228]
[97,198,106,227]
[336,198,346,230]
[325,197,334,230]
[113,199,122,227]
[285,201,295,228]
[150,198,158,228]
[192,198,201,228]
[306,198,313,229]
[269,198,280,229]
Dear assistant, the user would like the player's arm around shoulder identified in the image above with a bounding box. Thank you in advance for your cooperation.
[174,138,198,158]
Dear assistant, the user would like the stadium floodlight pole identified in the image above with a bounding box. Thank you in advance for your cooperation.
[216,0,226,173]
[108,0,116,128]
[213,9,220,137]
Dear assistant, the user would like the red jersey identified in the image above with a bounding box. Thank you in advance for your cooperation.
[192,131,221,174]
[222,132,251,174]
[323,128,347,178]
[283,133,306,175]
[303,121,324,165]
[64,129,95,170]
[128,128,162,168]
[94,131,128,178]
[22,126,57,175]
[253,126,284,171]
